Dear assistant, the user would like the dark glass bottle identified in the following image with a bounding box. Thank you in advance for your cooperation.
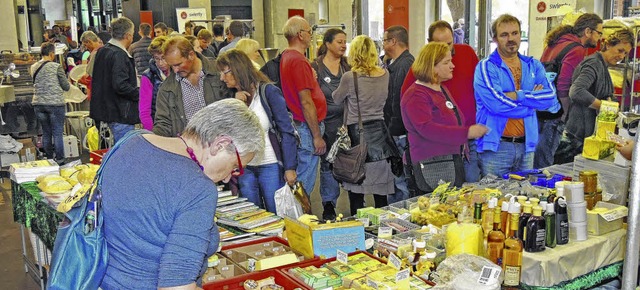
[518,202,532,241]
[525,206,546,252]
[555,197,569,245]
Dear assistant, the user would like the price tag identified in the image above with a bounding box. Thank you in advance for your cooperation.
[477,266,501,285]
[379,213,390,221]
[395,268,410,283]
[336,249,348,264]
[409,202,419,211]
[378,226,393,238]
[367,277,379,288]
[399,212,411,220]
[388,252,402,270]
[247,258,257,272]
[358,217,370,227]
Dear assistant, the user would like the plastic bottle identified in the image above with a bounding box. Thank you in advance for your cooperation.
[555,197,569,245]
[545,203,556,248]
[518,202,532,241]
[525,206,546,252]
[482,198,498,237]
[539,201,548,214]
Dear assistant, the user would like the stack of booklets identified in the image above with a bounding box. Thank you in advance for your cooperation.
[216,190,284,234]
[10,159,59,184]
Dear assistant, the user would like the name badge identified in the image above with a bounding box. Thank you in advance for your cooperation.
[446,101,454,109]
[324,77,331,83]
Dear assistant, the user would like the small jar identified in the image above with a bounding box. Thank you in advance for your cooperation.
[579,171,598,194]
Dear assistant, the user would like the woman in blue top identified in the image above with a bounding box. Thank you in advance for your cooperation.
[217,49,298,213]
[100,99,264,289]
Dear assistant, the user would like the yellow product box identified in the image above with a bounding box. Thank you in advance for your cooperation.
[284,217,365,259]
[582,136,615,160]
[587,201,628,235]
[595,120,617,139]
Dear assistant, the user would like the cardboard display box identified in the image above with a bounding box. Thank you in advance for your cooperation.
[0,152,20,167]
[221,239,303,272]
[201,254,247,284]
[587,201,628,236]
[284,217,366,259]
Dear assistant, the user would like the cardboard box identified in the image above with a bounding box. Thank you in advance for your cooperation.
[221,240,301,272]
[16,138,37,162]
[595,120,617,139]
[587,201,627,235]
[0,152,20,167]
[582,136,615,160]
[285,217,366,259]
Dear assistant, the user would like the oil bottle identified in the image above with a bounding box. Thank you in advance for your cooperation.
[525,206,546,252]
[518,202,532,241]
[545,203,556,248]
[503,202,523,289]
[555,197,569,245]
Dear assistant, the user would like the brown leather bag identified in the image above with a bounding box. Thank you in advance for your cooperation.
[332,71,367,184]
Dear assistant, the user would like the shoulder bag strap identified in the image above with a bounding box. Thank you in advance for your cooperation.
[353,71,364,140]
[32,61,52,82]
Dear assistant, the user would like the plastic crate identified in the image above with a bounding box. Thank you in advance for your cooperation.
[381,218,421,234]
[203,268,306,290]
[89,148,109,164]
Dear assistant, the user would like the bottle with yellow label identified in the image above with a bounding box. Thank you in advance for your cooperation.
[487,205,505,266]
[503,202,523,289]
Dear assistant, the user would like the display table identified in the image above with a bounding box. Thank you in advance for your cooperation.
[521,228,626,289]
[12,181,62,250]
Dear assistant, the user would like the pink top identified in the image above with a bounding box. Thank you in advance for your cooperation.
[139,76,154,130]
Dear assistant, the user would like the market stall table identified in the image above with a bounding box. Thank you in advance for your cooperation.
[521,228,626,289]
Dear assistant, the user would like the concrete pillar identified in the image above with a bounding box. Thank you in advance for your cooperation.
[265,0,320,51]
[0,1,19,52]
[252,0,265,51]
[42,0,68,25]
[329,0,353,40]
[408,0,431,56]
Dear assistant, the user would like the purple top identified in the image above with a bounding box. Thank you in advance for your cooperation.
[139,76,154,130]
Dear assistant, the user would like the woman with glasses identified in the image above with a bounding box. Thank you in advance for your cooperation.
[311,28,350,220]
[217,49,298,213]
[333,35,398,216]
[101,99,263,289]
[139,36,170,130]
[563,29,634,159]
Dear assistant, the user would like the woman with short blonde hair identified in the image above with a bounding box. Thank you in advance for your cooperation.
[236,38,261,69]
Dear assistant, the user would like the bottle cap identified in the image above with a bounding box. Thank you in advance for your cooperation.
[488,197,498,209]
[523,201,532,213]
[501,200,510,211]
[508,202,521,214]
[546,203,555,213]
[516,195,528,204]
[556,196,567,207]
[425,251,437,259]
[413,240,426,249]
[539,201,548,210]
[529,198,540,207]
[532,206,543,216]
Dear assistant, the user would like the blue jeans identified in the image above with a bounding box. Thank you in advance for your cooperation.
[387,136,410,204]
[34,105,65,162]
[295,122,324,195]
[464,140,482,182]
[480,140,534,177]
[108,122,135,144]
[534,119,564,169]
[319,157,340,205]
[238,162,283,213]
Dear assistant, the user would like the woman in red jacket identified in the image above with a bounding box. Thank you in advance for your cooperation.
[401,42,487,192]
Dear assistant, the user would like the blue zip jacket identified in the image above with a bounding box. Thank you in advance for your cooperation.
[473,50,560,153]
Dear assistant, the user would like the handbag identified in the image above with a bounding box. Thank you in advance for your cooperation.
[332,71,367,184]
[409,87,465,192]
[47,130,142,290]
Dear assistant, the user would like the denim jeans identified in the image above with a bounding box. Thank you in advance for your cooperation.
[238,162,283,213]
[464,140,482,182]
[108,122,135,144]
[319,157,340,204]
[480,140,534,177]
[387,136,410,204]
[534,119,564,169]
[34,105,66,162]
[295,122,324,195]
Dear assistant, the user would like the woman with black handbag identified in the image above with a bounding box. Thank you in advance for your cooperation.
[332,35,397,215]
[401,42,488,193]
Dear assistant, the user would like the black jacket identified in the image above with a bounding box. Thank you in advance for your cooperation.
[384,50,414,136]
[128,37,153,74]
[90,42,140,124]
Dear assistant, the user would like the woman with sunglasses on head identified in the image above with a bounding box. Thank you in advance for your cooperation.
[217,49,298,213]
[310,28,350,220]
[139,36,170,131]
[100,99,263,289]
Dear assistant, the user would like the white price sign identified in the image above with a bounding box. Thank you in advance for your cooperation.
[395,268,410,283]
[358,217,370,227]
[336,249,348,264]
[477,266,501,285]
[378,227,393,238]
[388,252,402,270]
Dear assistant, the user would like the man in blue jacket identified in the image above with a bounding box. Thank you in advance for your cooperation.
[473,14,560,177]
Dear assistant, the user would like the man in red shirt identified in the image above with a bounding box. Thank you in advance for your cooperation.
[401,21,481,182]
[535,13,602,167]
[280,16,328,194]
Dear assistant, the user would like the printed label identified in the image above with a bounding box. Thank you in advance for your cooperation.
[388,252,402,270]
[336,249,348,264]
[358,217,370,227]
[477,266,501,285]
[378,227,393,238]
[395,268,410,282]
[503,265,521,286]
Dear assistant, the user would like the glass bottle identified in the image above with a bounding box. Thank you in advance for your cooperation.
[525,206,546,252]
[518,202,532,241]
[555,197,569,245]
[503,202,523,289]
[545,203,556,248]
[487,205,506,266]
[501,198,511,234]
[473,202,483,225]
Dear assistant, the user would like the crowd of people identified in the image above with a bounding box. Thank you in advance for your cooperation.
[33,12,637,288]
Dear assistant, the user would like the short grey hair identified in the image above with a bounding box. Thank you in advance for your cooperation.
[80,31,99,43]
[111,17,134,40]
[283,16,308,40]
[183,98,264,157]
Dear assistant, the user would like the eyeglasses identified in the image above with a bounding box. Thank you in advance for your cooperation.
[300,29,312,35]
[232,143,244,177]
[593,29,603,36]
[382,38,394,43]
[153,56,166,63]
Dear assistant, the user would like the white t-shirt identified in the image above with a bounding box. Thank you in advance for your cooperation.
[248,92,278,166]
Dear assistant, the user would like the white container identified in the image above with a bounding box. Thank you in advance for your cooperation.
[569,221,588,241]
[564,182,585,203]
[567,201,587,223]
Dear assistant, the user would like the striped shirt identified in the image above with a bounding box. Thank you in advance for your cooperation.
[177,71,207,121]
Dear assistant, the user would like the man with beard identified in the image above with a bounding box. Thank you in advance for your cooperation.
[534,13,603,168]
[473,14,560,177]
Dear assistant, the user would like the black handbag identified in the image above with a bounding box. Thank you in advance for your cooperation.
[332,71,367,184]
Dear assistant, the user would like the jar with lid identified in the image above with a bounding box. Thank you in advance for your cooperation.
[579,171,598,193]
